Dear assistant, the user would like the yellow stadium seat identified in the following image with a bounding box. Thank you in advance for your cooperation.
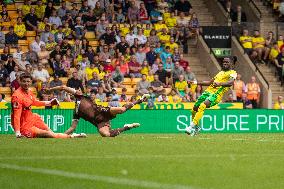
[27,37,35,43]
[85,32,96,41]
[89,40,99,47]
[26,31,36,37]
[10,48,17,53]
[132,78,141,84]
[21,46,29,52]
[0,49,3,54]
[60,77,68,85]
[125,88,136,95]
[1,87,12,95]
[123,78,132,85]
[7,4,16,11]
[1,22,11,28]
[8,11,18,19]
[115,88,122,94]
[18,40,28,46]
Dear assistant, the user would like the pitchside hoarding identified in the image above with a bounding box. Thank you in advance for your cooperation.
[0,110,283,134]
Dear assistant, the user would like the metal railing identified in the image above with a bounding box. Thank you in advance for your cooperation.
[248,0,262,19]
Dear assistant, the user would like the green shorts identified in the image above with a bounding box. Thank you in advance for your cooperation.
[194,91,220,108]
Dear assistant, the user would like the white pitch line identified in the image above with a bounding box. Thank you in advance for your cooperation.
[0,154,284,160]
[0,163,198,189]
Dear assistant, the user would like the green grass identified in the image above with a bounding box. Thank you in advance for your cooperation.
[0,134,284,189]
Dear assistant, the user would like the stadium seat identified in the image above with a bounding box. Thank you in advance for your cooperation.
[0,49,3,54]
[85,32,96,41]
[89,40,99,47]
[0,87,12,96]
[125,88,136,95]
[26,31,36,37]
[18,40,28,46]
[8,11,18,19]
[1,22,11,28]
[10,48,17,53]
[7,4,16,11]
[27,37,35,43]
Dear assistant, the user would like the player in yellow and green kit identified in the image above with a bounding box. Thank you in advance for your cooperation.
[185,57,237,136]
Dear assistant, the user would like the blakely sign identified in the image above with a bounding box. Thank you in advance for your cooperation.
[202,26,232,48]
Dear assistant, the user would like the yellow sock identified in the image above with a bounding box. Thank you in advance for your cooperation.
[193,103,207,126]
[191,110,197,120]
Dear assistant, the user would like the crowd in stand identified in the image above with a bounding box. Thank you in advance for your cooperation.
[0,0,204,107]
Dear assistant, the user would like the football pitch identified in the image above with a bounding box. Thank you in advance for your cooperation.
[0,134,283,189]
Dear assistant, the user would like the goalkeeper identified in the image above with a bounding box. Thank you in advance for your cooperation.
[48,85,150,137]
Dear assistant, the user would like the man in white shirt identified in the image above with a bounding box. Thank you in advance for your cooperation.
[30,35,45,53]
[32,63,50,83]
[13,46,24,62]
[88,0,98,9]
[125,30,137,46]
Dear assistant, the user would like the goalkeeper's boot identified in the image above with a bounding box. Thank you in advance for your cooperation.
[140,94,151,102]
[71,133,87,138]
[124,123,140,129]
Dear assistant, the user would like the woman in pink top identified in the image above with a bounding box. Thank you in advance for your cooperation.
[116,55,129,76]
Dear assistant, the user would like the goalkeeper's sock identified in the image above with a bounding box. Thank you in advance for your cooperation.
[193,103,207,126]
[54,133,71,138]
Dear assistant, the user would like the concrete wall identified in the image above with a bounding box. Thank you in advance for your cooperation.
[231,37,272,108]
[197,36,221,78]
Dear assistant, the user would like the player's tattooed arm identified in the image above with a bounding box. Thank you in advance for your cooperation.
[213,78,235,87]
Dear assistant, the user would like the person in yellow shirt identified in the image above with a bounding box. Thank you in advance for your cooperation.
[120,23,130,37]
[51,24,58,35]
[154,17,168,33]
[37,17,50,33]
[186,57,237,136]
[162,7,171,20]
[93,64,106,80]
[252,30,265,63]
[277,34,283,49]
[14,17,26,39]
[22,0,32,16]
[269,42,280,61]
[168,89,182,103]
[35,1,46,20]
[158,28,170,44]
[239,29,253,53]
[274,95,284,109]
[174,74,188,97]
[143,23,152,37]
[85,63,97,81]
[165,37,179,53]
[63,23,72,38]
[140,60,150,75]
[45,35,57,51]
[165,12,177,29]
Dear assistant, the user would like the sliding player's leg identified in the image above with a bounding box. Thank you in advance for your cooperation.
[98,122,140,137]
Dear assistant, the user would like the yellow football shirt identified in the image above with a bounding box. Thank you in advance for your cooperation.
[175,80,188,92]
[22,5,31,16]
[165,42,178,53]
[120,27,130,37]
[154,23,168,32]
[35,5,46,19]
[14,24,26,38]
[141,66,150,75]
[163,12,171,20]
[93,68,106,80]
[252,37,265,49]
[144,29,151,37]
[239,36,253,49]
[158,33,170,43]
[165,17,177,28]
[270,48,279,60]
[206,70,237,97]
[85,67,97,80]
[277,40,283,49]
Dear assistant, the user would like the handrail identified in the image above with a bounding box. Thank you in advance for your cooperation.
[248,0,262,19]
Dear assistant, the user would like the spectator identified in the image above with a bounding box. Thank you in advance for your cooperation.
[35,0,46,20]
[40,25,54,43]
[99,45,111,62]
[115,8,125,23]
[14,17,26,39]
[0,61,9,87]
[49,75,63,95]
[5,55,16,74]
[264,31,276,62]
[274,46,284,79]
[246,76,260,108]
[116,36,129,54]
[184,66,196,85]
[32,63,50,83]
[85,63,97,81]
[0,94,6,102]
[31,35,45,53]
[241,93,253,109]
[189,12,200,36]
[49,10,62,27]
[148,29,159,46]
[5,26,18,47]
[155,63,169,87]
[60,38,72,55]
[231,5,247,23]
[174,0,192,16]
[13,46,24,62]
[151,74,165,95]
[22,0,32,16]
[0,26,5,48]
[11,73,21,92]
[45,1,56,18]
[168,89,182,103]
[120,87,128,102]
[125,30,137,46]
[135,45,146,64]
[96,86,106,102]
[38,45,50,65]
[137,74,151,94]
[100,27,116,45]
[158,28,170,44]
[225,93,237,102]
[165,37,179,54]
[111,65,124,87]
[146,87,156,108]
[67,71,85,92]
[175,74,188,97]
[52,54,67,77]
[15,54,29,71]
[193,84,203,101]
[165,12,177,29]
[171,61,184,83]
[179,54,189,70]
[24,7,38,31]
[233,73,246,101]
[146,45,158,66]
[160,46,172,64]
[104,59,115,73]
[109,88,120,107]
[9,65,20,82]
[117,55,129,76]
[163,56,174,73]
[127,1,139,24]
[87,72,101,93]
[274,95,284,109]
[252,30,265,63]
[25,46,39,65]
[128,55,142,78]
[239,29,254,55]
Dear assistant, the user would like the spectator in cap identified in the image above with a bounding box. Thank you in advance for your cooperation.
[49,75,63,95]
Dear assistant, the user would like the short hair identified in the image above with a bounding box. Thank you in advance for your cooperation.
[20,72,32,81]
